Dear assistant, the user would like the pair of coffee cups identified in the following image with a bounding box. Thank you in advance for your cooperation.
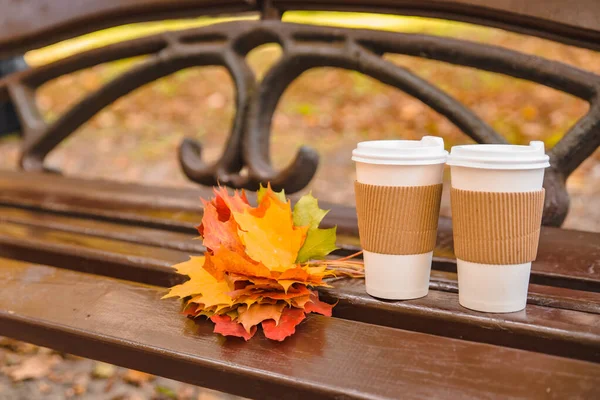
[352,136,549,313]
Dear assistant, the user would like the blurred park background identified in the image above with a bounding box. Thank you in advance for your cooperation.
[0,11,599,400]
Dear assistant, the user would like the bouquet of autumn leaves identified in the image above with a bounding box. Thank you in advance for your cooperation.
[163,185,342,341]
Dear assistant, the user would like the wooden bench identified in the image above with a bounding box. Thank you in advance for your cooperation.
[1,1,600,398]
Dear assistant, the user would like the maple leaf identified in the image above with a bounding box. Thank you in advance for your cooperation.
[211,315,257,341]
[291,295,311,308]
[304,292,334,317]
[262,307,306,341]
[210,247,272,279]
[224,274,283,291]
[163,184,352,341]
[293,193,338,263]
[292,192,328,228]
[227,286,312,310]
[198,187,249,236]
[277,267,310,281]
[278,280,300,293]
[243,286,312,301]
[162,256,233,308]
[304,265,336,282]
[213,186,250,214]
[257,183,286,204]
[233,195,308,271]
[183,303,201,317]
[236,303,286,333]
[198,203,245,255]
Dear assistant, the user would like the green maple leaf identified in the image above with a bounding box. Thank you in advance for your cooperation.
[296,227,337,263]
[257,183,286,203]
[293,193,338,263]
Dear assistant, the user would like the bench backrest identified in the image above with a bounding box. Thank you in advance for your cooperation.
[0,0,599,227]
[1,0,599,57]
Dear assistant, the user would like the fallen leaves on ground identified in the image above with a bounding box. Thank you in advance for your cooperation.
[163,184,357,341]
[122,369,155,386]
[3,353,61,382]
[92,361,116,379]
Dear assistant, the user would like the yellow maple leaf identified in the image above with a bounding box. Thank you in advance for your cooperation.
[162,256,233,308]
[236,303,286,333]
[233,196,308,272]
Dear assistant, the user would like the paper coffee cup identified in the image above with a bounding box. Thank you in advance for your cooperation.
[447,141,550,313]
[352,136,447,300]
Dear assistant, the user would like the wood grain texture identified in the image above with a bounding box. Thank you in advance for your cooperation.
[0,171,597,288]
[324,278,600,362]
[0,0,255,58]
[1,259,599,400]
[1,213,599,309]
[1,204,598,312]
[0,206,203,253]
[0,213,598,361]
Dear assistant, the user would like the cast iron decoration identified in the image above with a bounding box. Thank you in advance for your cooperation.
[2,18,599,227]
[164,184,363,341]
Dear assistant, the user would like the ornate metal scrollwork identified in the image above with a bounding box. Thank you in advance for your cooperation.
[0,20,599,226]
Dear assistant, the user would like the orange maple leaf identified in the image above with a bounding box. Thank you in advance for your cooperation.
[277,267,310,281]
[291,295,311,308]
[198,187,249,235]
[210,247,272,279]
[228,285,312,303]
[198,203,245,254]
[163,256,233,308]
[213,187,250,214]
[233,194,308,272]
[304,292,334,317]
[236,303,286,333]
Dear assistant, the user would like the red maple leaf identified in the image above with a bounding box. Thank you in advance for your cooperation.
[262,307,306,341]
[211,315,257,341]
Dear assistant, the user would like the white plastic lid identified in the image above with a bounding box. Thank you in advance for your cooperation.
[447,141,550,170]
[351,136,447,165]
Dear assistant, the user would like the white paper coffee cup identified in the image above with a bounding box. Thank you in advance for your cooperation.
[447,141,550,313]
[352,136,447,300]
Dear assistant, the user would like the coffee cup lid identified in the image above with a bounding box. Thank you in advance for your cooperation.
[447,141,550,170]
[352,136,447,165]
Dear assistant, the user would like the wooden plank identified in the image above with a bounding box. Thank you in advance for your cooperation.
[325,279,600,362]
[1,0,599,59]
[1,215,599,311]
[0,0,255,58]
[0,205,203,253]
[0,172,207,232]
[274,0,600,39]
[1,259,599,400]
[0,220,188,287]
[0,217,598,361]
[428,270,600,314]
[0,173,598,290]
[0,172,598,290]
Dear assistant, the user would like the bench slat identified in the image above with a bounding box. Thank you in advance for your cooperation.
[0,215,598,361]
[0,205,202,253]
[0,172,598,289]
[2,214,599,311]
[0,0,256,58]
[1,258,599,400]
[1,0,599,59]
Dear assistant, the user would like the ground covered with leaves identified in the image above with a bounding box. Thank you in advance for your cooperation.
[0,338,240,400]
[0,12,599,399]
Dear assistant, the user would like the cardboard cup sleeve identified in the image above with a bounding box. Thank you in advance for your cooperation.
[354,182,443,255]
[451,188,545,265]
